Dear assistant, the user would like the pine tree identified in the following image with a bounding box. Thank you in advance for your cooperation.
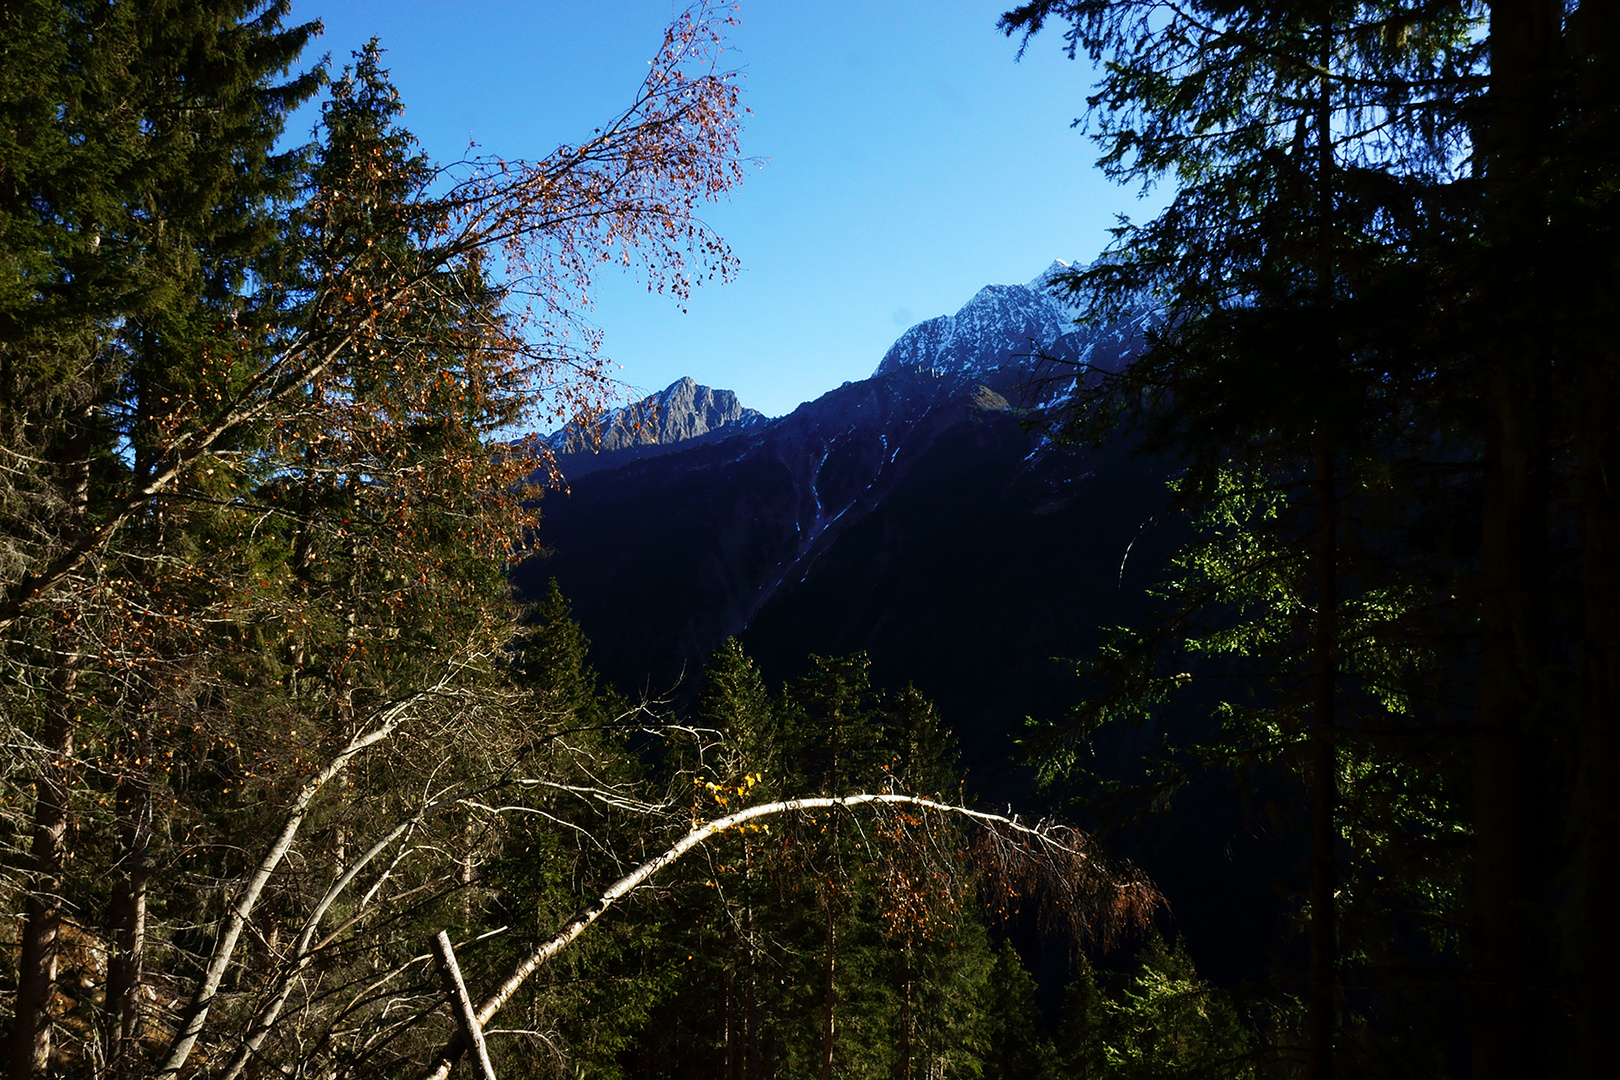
[980,943,1059,1080]
[2,4,320,1074]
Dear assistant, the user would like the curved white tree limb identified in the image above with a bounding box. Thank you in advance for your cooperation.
[420,793,1129,1080]
[153,694,421,1080]
[216,798,448,1080]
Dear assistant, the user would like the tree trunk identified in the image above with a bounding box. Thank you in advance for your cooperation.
[895,947,913,1080]
[1308,438,1338,1080]
[1565,15,1620,1078]
[105,737,153,1079]
[1473,224,1553,1080]
[1575,423,1620,1080]
[1473,3,1560,1078]
[8,421,92,1080]
[741,835,760,1080]
[820,903,836,1080]
[1307,18,1338,1076]
[9,676,75,1080]
[723,970,736,1080]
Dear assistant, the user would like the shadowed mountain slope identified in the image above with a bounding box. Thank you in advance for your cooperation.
[517,275,1169,782]
[512,271,1289,991]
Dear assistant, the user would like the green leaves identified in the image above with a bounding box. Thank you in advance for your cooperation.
[1062,935,1256,1080]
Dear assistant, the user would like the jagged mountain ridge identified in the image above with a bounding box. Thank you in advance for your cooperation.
[542,376,767,478]
[537,257,1146,480]
[517,262,1163,757]
[873,261,1077,378]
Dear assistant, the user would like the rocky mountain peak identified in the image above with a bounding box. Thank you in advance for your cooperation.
[1027,258,1074,289]
[870,263,1080,380]
[546,376,766,455]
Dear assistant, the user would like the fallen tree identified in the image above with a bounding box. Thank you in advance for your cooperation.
[420,792,1159,1080]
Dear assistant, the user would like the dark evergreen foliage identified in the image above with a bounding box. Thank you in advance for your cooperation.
[1003,2,1620,1079]
[623,642,1005,1080]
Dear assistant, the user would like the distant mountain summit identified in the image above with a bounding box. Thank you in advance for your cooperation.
[872,260,1077,379]
[539,376,767,479]
[546,376,766,455]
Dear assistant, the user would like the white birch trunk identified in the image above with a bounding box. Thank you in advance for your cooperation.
[153,695,418,1079]
[420,794,1097,1080]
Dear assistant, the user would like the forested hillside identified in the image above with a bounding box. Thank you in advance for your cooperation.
[4,2,1618,1080]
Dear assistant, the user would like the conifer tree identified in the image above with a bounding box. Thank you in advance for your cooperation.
[1057,935,1253,1080]
[2,4,320,1074]
[980,943,1059,1080]
[625,646,1016,1080]
[997,4,1503,1075]
[1005,1,1620,1075]
[999,2,1487,1072]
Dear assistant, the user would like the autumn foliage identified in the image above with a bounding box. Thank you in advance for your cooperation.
[0,3,747,1077]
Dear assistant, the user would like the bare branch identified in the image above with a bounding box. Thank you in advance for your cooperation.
[153,691,425,1079]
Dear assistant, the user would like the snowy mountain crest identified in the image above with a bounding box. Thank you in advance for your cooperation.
[1026,258,1074,290]
[871,260,1081,379]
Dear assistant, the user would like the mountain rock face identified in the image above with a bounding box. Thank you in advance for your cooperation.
[544,376,767,476]
[517,267,1166,775]
[872,262,1077,379]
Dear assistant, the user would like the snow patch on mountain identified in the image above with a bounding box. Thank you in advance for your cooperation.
[1026,258,1077,292]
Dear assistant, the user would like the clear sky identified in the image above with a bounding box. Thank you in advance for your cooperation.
[283,1,1164,420]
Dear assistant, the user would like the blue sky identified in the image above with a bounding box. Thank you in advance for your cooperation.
[285,1,1163,420]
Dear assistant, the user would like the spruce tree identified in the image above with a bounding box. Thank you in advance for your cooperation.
[1056,935,1253,1080]
[999,4,1493,1075]
[1003,3,1620,1075]
[2,4,319,1074]
[980,943,1059,1080]
[627,646,1006,1080]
